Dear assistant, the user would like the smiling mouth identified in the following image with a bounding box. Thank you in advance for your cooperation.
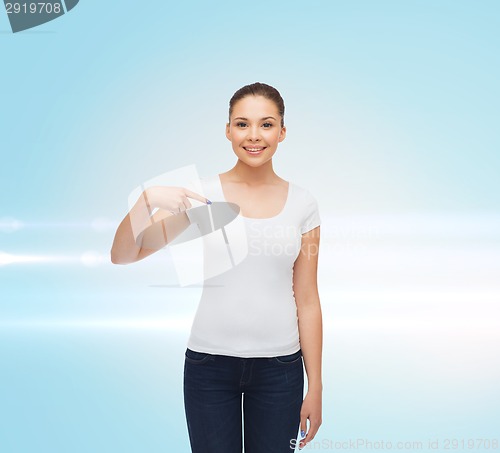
[243,147,267,154]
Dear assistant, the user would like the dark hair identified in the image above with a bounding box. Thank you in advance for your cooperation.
[228,82,285,128]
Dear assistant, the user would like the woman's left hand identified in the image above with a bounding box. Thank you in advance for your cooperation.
[298,389,322,449]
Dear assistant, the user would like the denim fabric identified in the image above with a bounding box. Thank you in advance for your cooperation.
[183,348,304,452]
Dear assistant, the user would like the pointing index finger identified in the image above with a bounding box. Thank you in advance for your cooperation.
[183,188,211,204]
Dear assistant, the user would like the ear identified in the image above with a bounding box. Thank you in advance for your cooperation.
[279,126,287,142]
[225,122,231,141]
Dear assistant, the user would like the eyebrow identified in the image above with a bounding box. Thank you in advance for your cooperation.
[233,116,277,121]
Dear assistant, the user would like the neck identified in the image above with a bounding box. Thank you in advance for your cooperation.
[227,159,278,186]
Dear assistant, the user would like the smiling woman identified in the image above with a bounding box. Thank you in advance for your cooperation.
[182,82,324,452]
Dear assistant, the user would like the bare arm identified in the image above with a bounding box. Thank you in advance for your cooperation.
[110,208,190,264]
[110,186,207,264]
[293,225,322,448]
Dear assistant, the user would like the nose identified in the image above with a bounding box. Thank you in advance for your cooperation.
[247,125,262,141]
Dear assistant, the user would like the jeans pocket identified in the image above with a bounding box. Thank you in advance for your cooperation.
[185,348,212,364]
[273,349,302,365]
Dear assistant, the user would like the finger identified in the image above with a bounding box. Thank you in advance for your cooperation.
[303,420,320,445]
[307,418,321,439]
[299,417,308,449]
[302,427,317,446]
[183,188,211,204]
[301,431,314,449]
[300,417,307,438]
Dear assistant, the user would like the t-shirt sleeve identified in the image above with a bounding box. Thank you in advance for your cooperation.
[301,190,321,234]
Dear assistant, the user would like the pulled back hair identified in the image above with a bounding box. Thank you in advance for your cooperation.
[228,82,285,128]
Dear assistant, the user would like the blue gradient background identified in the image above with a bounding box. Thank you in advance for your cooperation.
[1,1,499,452]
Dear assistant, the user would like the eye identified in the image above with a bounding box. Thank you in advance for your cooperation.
[236,121,247,127]
[263,122,273,128]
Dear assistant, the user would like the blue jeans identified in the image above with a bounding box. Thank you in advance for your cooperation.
[183,347,304,452]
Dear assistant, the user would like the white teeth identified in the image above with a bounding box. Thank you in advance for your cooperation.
[245,147,264,151]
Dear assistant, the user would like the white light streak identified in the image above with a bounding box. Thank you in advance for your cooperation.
[0,251,110,266]
[0,317,193,331]
[80,250,107,267]
[0,217,24,233]
[0,251,71,266]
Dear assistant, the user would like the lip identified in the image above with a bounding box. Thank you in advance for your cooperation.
[243,146,267,155]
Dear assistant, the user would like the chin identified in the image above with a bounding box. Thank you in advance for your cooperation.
[236,151,268,162]
[243,160,267,167]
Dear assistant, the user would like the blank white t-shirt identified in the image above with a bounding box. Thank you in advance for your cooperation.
[185,174,321,358]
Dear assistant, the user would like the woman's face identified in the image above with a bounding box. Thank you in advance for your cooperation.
[225,95,286,168]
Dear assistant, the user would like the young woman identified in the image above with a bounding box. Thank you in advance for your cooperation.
[111,82,323,452]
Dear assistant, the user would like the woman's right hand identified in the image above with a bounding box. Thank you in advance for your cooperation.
[147,186,210,215]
